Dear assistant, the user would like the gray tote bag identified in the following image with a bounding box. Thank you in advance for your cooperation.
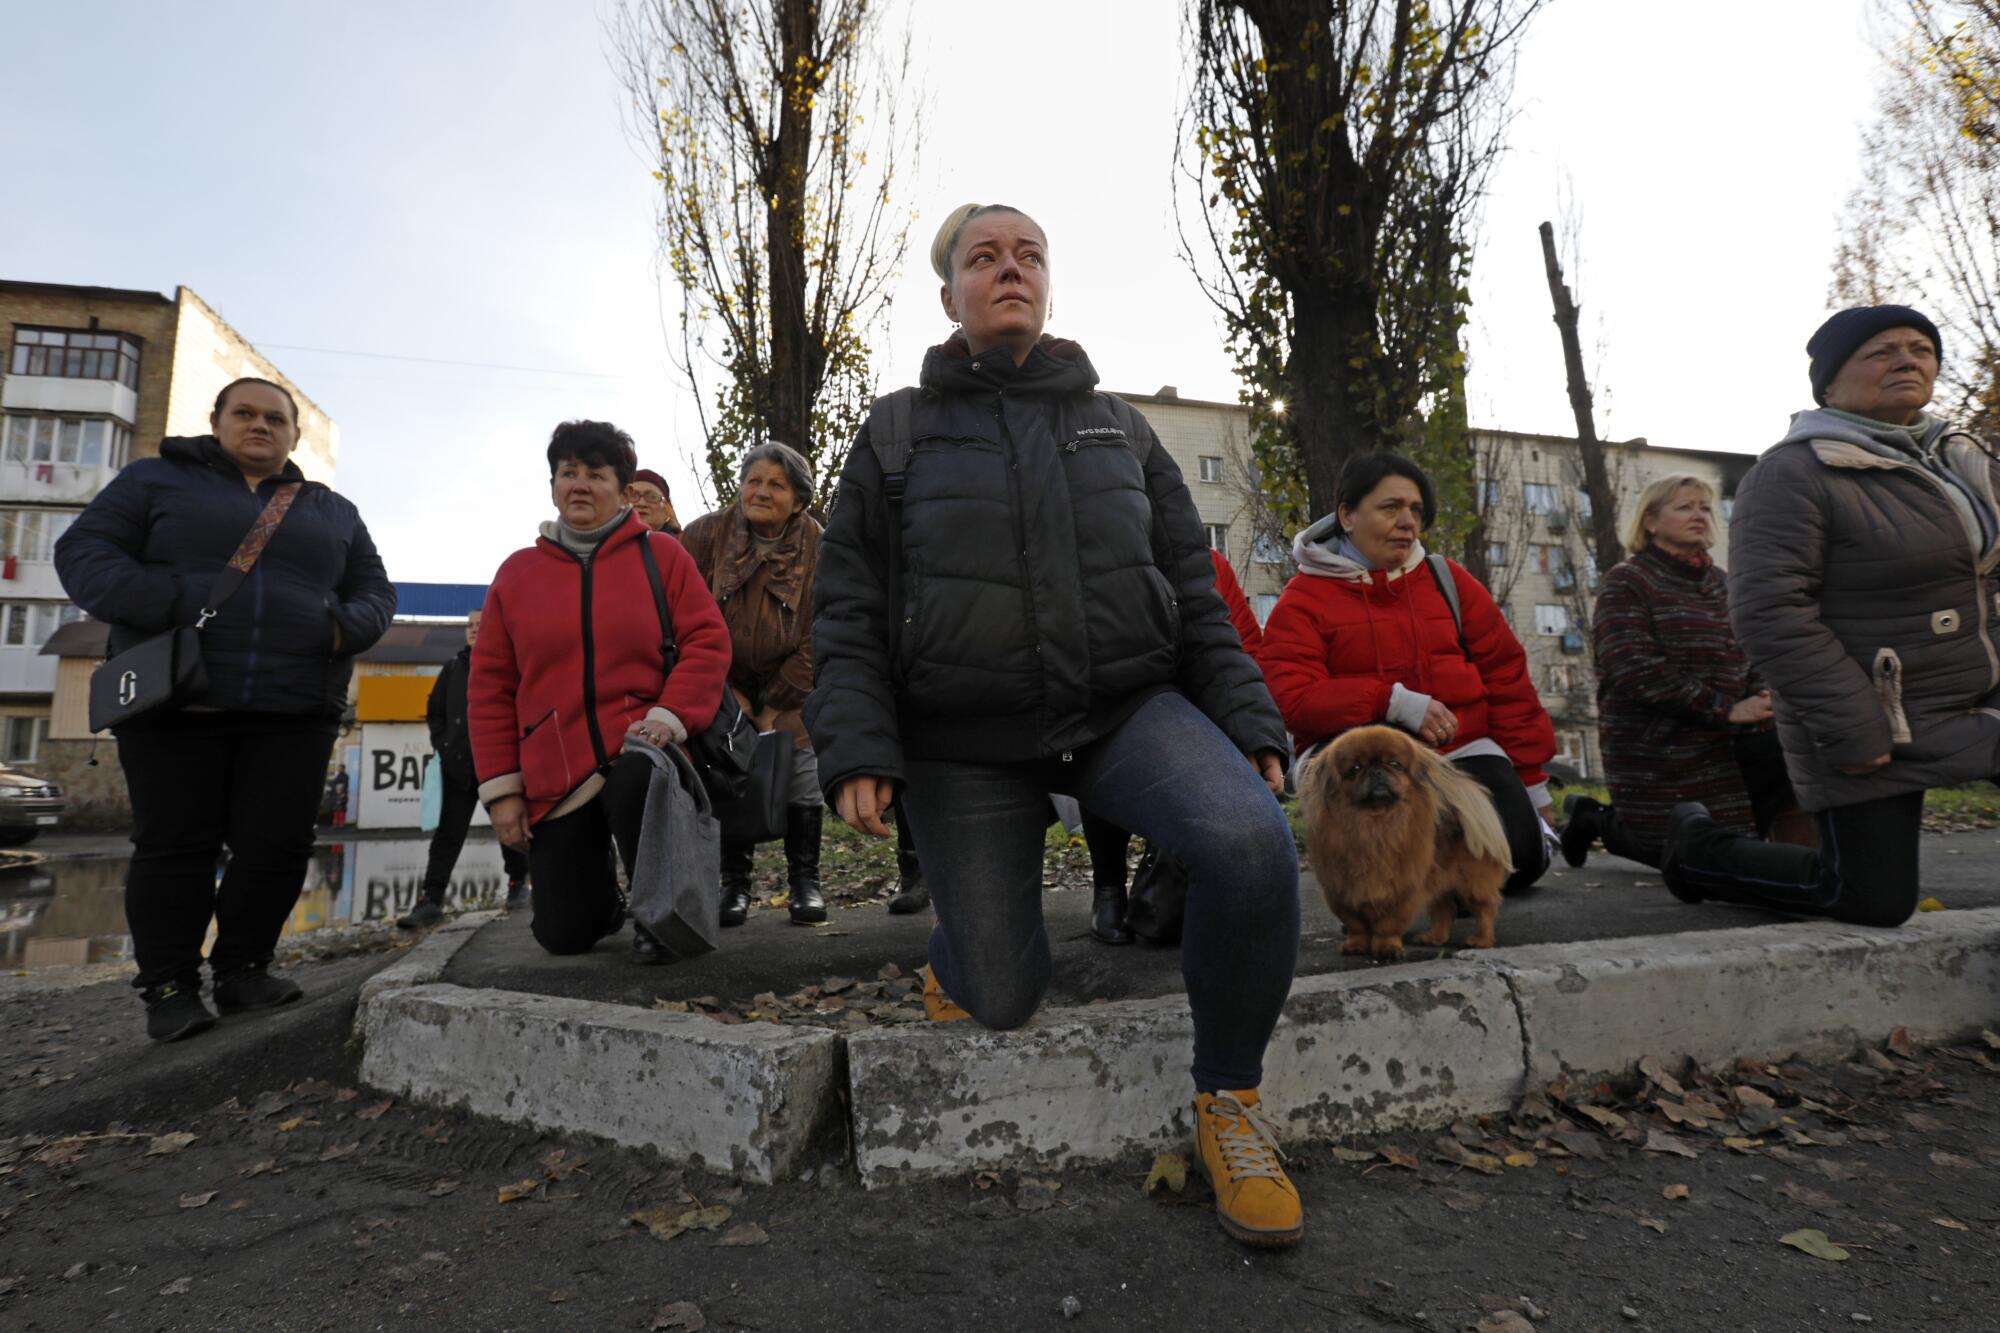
[623,737,722,959]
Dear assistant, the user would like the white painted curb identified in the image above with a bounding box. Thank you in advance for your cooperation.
[844,909,2000,1187]
[358,983,844,1184]
[356,910,499,1010]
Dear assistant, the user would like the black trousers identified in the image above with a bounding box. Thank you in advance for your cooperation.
[1081,811,1132,888]
[118,710,337,990]
[1666,790,1923,928]
[1453,753,1552,896]
[1599,731,1801,868]
[422,779,527,900]
[526,752,652,955]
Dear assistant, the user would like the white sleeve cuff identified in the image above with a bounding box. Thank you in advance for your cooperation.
[645,707,689,743]
[1386,683,1432,733]
[1524,781,1552,811]
[478,772,524,805]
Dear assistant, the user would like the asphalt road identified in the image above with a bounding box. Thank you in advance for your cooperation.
[3,937,1997,1331]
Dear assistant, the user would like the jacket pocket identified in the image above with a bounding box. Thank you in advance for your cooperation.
[896,563,923,677]
[1144,566,1182,645]
[1872,648,1913,746]
[519,708,571,801]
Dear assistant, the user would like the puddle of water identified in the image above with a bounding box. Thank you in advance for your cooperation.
[0,838,515,972]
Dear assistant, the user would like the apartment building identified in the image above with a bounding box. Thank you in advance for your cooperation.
[1112,388,1757,781]
[0,279,334,785]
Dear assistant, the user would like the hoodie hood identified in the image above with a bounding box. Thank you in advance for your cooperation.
[1291,510,1427,581]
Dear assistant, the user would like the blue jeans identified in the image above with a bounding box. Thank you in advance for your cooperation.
[900,691,1300,1092]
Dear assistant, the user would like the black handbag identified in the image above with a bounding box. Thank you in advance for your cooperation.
[714,728,790,842]
[88,483,303,732]
[636,534,761,802]
[1124,840,1189,947]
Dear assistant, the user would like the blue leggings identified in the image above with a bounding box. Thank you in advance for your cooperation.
[900,691,1300,1092]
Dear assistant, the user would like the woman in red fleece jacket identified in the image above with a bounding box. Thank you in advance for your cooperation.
[470,420,730,961]
[1258,452,1557,895]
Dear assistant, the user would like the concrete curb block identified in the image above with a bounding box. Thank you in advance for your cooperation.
[844,909,2000,1187]
[356,911,499,1011]
[357,983,845,1184]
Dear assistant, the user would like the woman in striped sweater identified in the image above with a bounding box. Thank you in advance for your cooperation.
[1561,474,1803,868]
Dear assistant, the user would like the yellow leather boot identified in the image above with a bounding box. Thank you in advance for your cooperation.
[1193,1089,1304,1247]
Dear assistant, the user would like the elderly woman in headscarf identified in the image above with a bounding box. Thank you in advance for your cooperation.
[1661,305,2000,926]
[625,468,682,536]
[677,442,827,927]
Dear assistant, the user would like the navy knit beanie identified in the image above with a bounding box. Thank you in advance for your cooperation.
[1807,305,1942,404]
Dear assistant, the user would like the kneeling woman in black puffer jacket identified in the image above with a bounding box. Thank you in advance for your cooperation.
[56,378,396,1042]
[806,203,1303,1250]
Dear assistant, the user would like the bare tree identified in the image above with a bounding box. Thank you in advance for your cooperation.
[612,0,918,507]
[1539,220,1623,577]
[1178,0,1545,529]
[1468,431,1527,607]
[1220,415,1299,587]
[1833,0,2000,432]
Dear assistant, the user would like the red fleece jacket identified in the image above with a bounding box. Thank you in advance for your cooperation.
[1256,555,1553,787]
[470,515,730,824]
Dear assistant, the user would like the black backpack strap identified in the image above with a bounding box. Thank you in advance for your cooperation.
[1426,552,1468,656]
[636,533,679,673]
[866,388,921,669]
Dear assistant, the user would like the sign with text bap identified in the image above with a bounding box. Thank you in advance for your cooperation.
[356,722,488,829]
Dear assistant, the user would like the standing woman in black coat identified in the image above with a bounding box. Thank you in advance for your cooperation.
[806,203,1304,1249]
[55,378,396,1041]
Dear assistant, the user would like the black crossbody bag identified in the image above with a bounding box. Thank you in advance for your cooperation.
[636,533,760,801]
[88,484,303,732]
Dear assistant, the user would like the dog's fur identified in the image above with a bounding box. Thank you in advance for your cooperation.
[1297,725,1513,958]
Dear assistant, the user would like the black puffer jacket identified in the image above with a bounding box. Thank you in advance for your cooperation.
[428,646,476,788]
[55,435,396,719]
[804,335,1287,794]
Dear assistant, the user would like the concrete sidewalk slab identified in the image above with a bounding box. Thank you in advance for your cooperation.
[1495,910,2000,1083]
[843,908,2000,1186]
[358,983,844,1184]
[846,962,1522,1184]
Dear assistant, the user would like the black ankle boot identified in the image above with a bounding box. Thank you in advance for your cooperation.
[1559,795,1603,869]
[1090,881,1132,945]
[785,806,827,925]
[142,976,216,1042]
[397,889,446,929]
[887,834,929,915]
[719,838,755,927]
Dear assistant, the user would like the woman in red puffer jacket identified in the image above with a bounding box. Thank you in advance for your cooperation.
[1258,452,1557,895]
[470,420,730,962]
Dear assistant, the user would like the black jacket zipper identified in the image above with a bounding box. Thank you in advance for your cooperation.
[555,545,612,772]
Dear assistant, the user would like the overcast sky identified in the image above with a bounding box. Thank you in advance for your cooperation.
[0,0,1881,584]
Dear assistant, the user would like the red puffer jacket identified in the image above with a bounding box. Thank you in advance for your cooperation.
[470,514,730,825]
[1257,541,1553,791]
[1211,549,1263,656]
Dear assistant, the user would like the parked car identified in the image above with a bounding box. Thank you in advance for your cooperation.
[0,765,65,845]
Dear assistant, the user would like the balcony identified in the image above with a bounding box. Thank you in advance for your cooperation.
[1552,569,1577,593]
[0,645,58,695]
[1559,628,1587,656]
[2,375,138,426]
[1545,508,1569,533]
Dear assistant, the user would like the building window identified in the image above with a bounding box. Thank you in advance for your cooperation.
[1721,496,1735,523]
[1251,533,1286,565]
[1204,524,1229,556]
[1198,455,1223,483]
[0,602,81,649]
[1523,482,1558,514]
[1555,729,1588,777]
[1545,663,1575,692]
[1529,543,1571,575]
[1485,542,1508,568]
[0,510,76,563]
[1,416,128,469]
[1254,593,1279,625]
[3,716,46,764]
[1534,603,1571,637]
[1574,488,1594,519]
[1479,479,1503,508]
[9,328,141,389]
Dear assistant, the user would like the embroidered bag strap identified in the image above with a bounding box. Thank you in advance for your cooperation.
[197,483,303,629]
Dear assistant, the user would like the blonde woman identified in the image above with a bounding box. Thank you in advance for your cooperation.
[1563,474,1801,869]
[805,202,1304,1248]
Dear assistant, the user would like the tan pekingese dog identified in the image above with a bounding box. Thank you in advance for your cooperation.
[1297,725,1513,959]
